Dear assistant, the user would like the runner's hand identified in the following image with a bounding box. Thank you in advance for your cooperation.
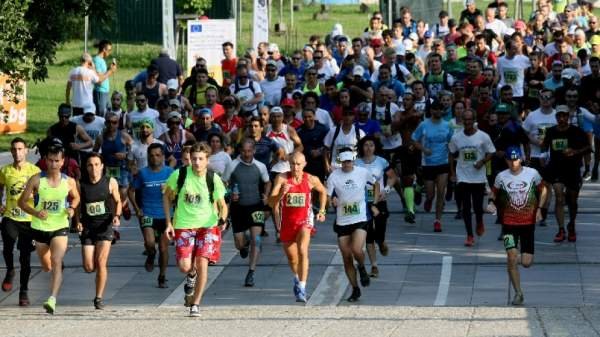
[282,183,291,194]
[165,225,175,241]
[316,213,326,222]
[0,206,5,214]
[136,209,143,218]
[535,208,543,223]
[37,210,48,220]
[331,197,338,208]
[423,148,432,156]
[112,216,120,227]
[76,222,83,233]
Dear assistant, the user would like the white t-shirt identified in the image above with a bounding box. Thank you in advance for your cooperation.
[68,66,99,108]
[317,63,337,84]
[485,19,514,38]
[370,63,411,83]
[153,118,168,139]
[128,108,160,140]
[323,125,366,169]
[208,150,233,176]
[129,139,164,169]
[327,166,375,225]
[497,55,530,98]
[366,102,403,149]
[260,76,286,106]
[355,156,389,202]
[448,129,496,183]
[230,80,263,113]
[71,115,105,153]
[523,108,557,158]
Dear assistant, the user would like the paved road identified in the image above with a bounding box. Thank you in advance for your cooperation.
[1,152,600,336]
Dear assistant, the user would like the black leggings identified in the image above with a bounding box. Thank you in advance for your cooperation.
[366,201,389,245]
[1,220,33,291]
[458,183,486,236]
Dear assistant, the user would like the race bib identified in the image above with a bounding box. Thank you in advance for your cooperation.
[141,216,153,227]
[86,201,106,216]
[286,193,306,207]
[463,149,477,162]
[342,202,360,216]
[537,126,547,140]
[10,207,26,218]
[184,193,201,205]
[504,69,518,84]
[527,87,539,99]
[107,166,121,178]
[41,200,61,213]
[552,138,568,151]
[366,187,375,202]
[251,211,265,224]
[503,234,516,250]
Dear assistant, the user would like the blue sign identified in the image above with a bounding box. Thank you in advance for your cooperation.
[191,24,202,33]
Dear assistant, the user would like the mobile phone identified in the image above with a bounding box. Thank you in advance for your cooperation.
[112,58,117,66]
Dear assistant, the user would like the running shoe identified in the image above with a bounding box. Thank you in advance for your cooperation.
[404,211,416,224]
[583,170,592,182]
[476,221,485,237]
[464,235,475,247]
[43,296,56,315]
[433,220,442,232]
[554,228,566,242]
[357,265,370,287]
[18,291,29,307]
[93,297,105,310]
[184,273,197,307]
[567,223,576,242]
[293,278,300,298]
[122,203,132,220]
[511,292,524,306]
[239,233,250,258]
[379,242,389,256]
[144,253,155,272]
[2,269,15,292]
[347,287,361,302]
[296,287,307,303]
[454,210,462,220]
[424,198,433,212]
[244,270,255,287]
[189,304,201,317]
[370,266,379,278]
[158,274,168,288]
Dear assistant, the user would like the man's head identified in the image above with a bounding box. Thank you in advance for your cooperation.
[147,143,164,169]
[222,41,234,59]
[205,87,219,106]
[10,137,27,164]
[80,53,93,67]
[240,138,256,163]
[266,60,278,79]
[105,112,120,131]
[189,142,211,173]
[289,152,307,173]
[555,105,570,127]
[147,64,159,82]
[135,92,148,111]
[195,108,213,129]
[505,146,523,171]
[45,143,65,172]
[85,153,104,180]
[538,89,555,108]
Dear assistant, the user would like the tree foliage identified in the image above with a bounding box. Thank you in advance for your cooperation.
[0,0,112,101]
[176,0,213,14]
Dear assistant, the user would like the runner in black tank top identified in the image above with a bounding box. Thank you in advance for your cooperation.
[76,154,122,310]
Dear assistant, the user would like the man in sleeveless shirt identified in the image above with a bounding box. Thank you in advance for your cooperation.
[18,145,80,314]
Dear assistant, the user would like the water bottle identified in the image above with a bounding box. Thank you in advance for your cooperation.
[232,183,240,202]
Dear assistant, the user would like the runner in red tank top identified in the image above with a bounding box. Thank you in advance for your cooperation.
[269,152,327,303]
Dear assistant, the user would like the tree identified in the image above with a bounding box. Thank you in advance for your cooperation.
[176,0,213,14]
[0,0,112,102]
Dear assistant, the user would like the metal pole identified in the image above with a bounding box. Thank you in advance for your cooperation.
[290,0,294,29]
[279,0,283,23]
[84,15,89,53]
[238,0,242,45]
[388,0,392,27]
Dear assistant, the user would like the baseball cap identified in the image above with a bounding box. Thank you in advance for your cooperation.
[268,43,279,53]
[58,104,71,117]
[408,32,419,41]
[338,149,354,162]
[514,20,526,30]
[370,38,383,47]
[194,108,212,116]
[270,106,284,114]
[281,98,295,107]
[303,45,314,53]
[353,65,365,77]
[167,111,182,120]
[167,79,179,91]
[169,99,182,108]
[266,59,278,68]
[591,34,600,45]
[424,31,433,39]
[505,146,522,161]
[556,105,570,114]
[139,118,154,129]
[466,0,475,5]
[83,104,96,114]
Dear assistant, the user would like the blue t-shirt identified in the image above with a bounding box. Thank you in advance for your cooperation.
[133,166,174,218]
[254,136,280,169]
[412,118,453,166]
[93,55,109,93]
[355,120,382,136]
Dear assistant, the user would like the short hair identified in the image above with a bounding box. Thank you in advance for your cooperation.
[94,39,112,52]
[147,143,164,156]
[222,41,234,48]
[325,78,338,87]
[156,99,170,110]
[10,137,26,147]
[250,116,264,127]
[196,68,209,76]
[147,64,159,74]
[301,91,320,107]
[208,132,225,145]
[500,85,513,93]
[189,142,211,156]
[357,135,383,157]
[205,86,218,95]
[86,152,104,165]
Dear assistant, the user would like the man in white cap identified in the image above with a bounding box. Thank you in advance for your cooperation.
[327,148,378,302]
[166,79,193,117]
[268,43,286,71]
[260,60,286,107]
[71,104,105,164]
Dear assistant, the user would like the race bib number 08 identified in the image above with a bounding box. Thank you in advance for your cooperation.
[342,202,360,216]
[86,201,106,216]
[286,193,306,207]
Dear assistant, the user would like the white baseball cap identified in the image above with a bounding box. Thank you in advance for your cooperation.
[167,78,179,90]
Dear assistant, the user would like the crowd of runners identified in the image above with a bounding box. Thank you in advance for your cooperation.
[1,0,600,316]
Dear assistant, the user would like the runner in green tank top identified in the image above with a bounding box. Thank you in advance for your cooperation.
[18,145,80,315]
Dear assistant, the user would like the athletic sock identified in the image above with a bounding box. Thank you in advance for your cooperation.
[403,187,415,213]
[299,281,306,289]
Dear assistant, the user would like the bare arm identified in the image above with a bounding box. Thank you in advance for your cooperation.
[309,174,327,220]
[288,127,304,153]
[74,125,94,150]
[66,81,72,104]
[17,175,40,218]
[109,178,122,226]
[268,175,286,208]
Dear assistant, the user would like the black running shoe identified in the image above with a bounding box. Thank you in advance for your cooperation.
[93,297,105,310]
[358,265,370,287]
[347,287,361,302]
[244,270,255,287]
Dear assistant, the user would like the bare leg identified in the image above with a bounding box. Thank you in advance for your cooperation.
[94,241,111,298]
[192,257,209,305]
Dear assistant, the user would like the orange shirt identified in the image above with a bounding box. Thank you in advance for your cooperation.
[221,58,237,86]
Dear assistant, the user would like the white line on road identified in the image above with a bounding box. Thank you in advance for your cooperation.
[307,249,349,306]
[433,255,453,306]
[159,249,237,307]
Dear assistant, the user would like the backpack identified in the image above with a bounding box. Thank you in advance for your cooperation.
[329,125,361,162]
[234,79,256,96]
[371,101,392,125]
[175,166,216,206]
[394,63,407,83]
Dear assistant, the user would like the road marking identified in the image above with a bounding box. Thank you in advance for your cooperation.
[307,249,348,306]
[433,255,452,306]
[159,249,237,307]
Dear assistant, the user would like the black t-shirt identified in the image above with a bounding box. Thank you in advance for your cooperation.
[492,120,530,169]
[343,79,373,107]
[543,125,588,169]
[459,9,482,25]
[581,74,600,108]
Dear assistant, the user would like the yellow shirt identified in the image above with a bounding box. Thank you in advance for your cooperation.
[0,162,41,222]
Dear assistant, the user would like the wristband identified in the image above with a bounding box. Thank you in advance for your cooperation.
[318,209,326,215]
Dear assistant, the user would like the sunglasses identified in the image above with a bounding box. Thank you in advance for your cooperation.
[136,99,147,103]
[540,95,553,100]
[292,57,302,60]
[108,120,119,125]
[307,72,317,76]
[313,57,322,60]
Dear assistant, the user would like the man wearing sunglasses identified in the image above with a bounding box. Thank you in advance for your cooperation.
[260,60,286,107]
[127,92,159,140]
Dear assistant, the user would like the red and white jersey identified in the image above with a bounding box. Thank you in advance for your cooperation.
[493,167,543,226]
